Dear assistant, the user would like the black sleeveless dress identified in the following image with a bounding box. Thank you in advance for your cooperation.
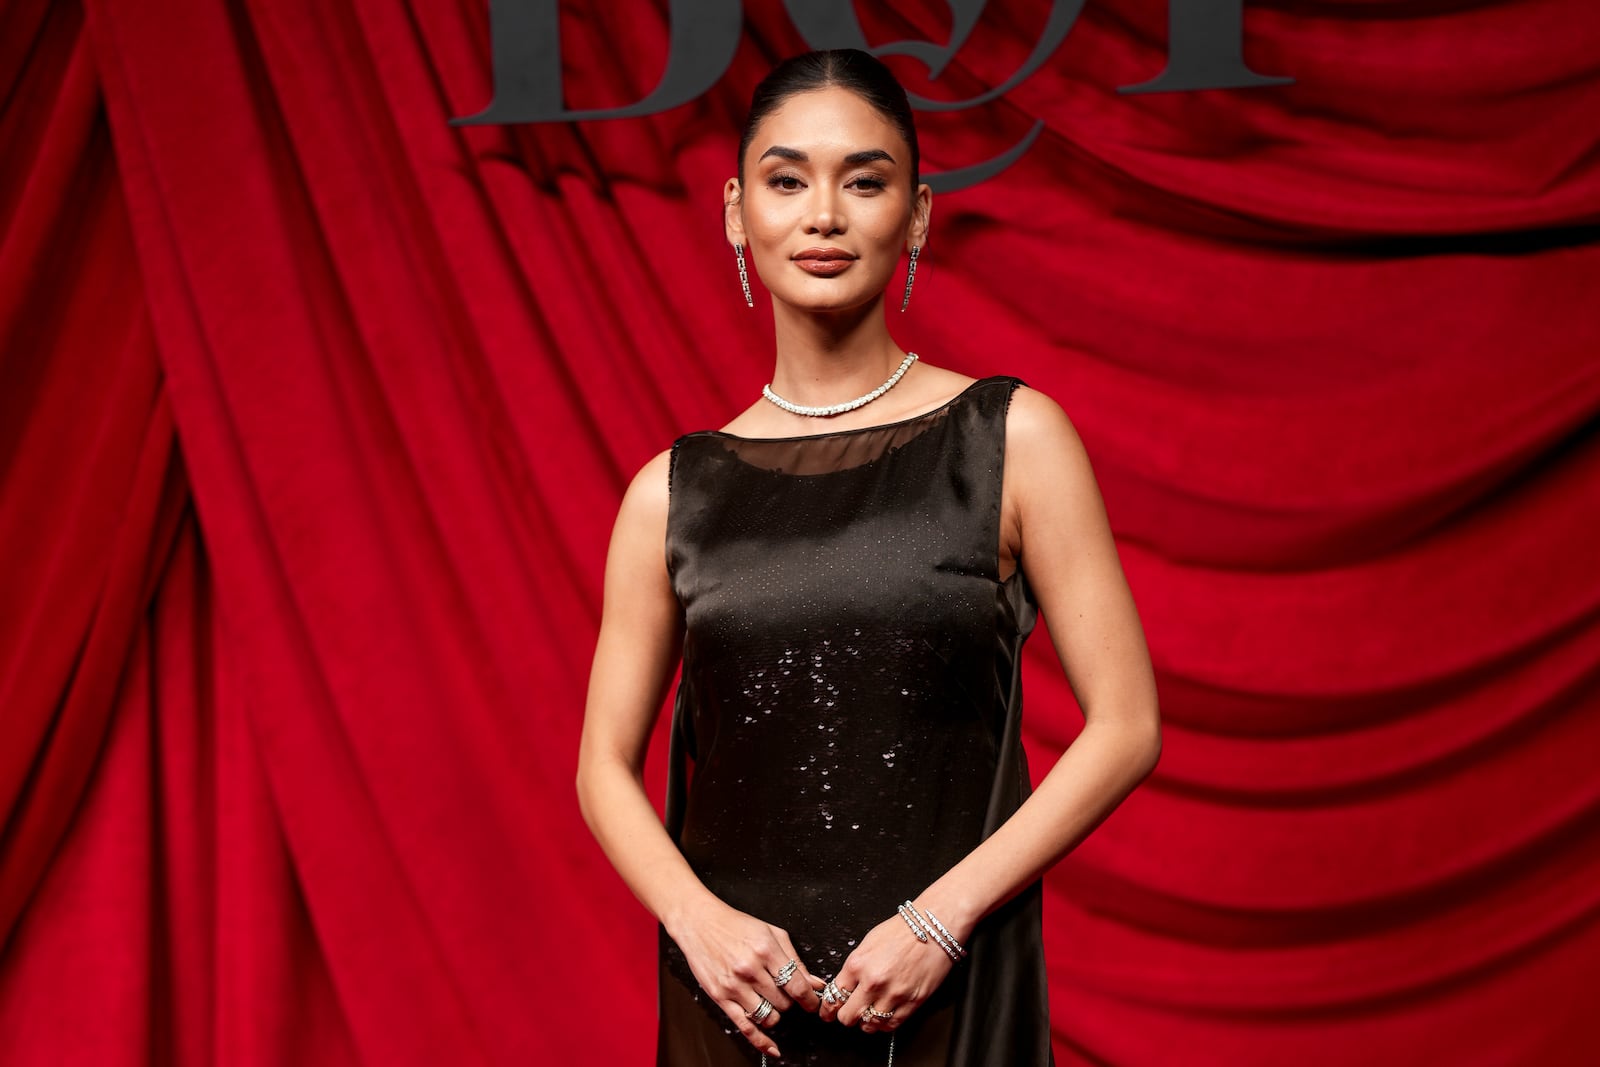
[659,375,1053,1066]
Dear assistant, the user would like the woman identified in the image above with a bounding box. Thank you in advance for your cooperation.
[576,48,1161,1066]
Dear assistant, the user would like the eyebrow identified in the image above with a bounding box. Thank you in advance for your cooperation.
[757,146,897,167]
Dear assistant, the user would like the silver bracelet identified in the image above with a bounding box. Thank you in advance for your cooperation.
[912,908,960,962]
[924,909,968,960]
[896,902,929,942]
[902,900,966,963]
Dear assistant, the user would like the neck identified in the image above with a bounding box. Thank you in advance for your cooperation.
[768,295,907,406]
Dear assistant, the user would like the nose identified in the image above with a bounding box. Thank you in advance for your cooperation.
[805,187,844,237]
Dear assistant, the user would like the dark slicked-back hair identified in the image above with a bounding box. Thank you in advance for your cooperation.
[737,49,920,192]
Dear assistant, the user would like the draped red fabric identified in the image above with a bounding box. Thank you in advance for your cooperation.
[2,0,1597,1063]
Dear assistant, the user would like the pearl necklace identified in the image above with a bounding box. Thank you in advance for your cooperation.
[762,352,919,417]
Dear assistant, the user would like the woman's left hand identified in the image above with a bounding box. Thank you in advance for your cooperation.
[819,912,956,1033]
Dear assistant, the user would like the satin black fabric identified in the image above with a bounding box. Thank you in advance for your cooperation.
[658,376,1053,1066]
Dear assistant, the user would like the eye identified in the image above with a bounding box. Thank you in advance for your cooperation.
[767,173,803,191]
[851,176,888,192]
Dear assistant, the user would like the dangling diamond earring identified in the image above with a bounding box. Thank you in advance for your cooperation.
[735,243,754,308]
[900,245,921,312]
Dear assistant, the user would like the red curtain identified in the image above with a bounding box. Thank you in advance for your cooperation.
[3,0,1597,1063]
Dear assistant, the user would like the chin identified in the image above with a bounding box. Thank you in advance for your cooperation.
[778,286,884,313]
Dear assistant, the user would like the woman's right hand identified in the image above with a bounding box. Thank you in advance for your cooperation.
[666,896,827,1059]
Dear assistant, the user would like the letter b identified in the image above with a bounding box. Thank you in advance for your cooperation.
[449,0,742,126]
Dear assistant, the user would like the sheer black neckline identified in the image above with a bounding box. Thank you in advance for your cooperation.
[693,375,1004,444]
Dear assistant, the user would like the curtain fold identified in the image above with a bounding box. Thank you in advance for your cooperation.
[2,0,1596,1063]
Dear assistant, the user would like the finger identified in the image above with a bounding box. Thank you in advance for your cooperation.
[749,989,785,1032]
[858,999,899,1035]
[832,966,870,1023]
[836,978,865,1025]
[834,964,873,1027]
[817,977,851,1023]
[770,937,823,1013]
[750,966,794,1014]
[721,997,782,1057]
[762,983,794,1014]
[788,974,822,1015]
[752,937,802,1013]
[774,969,813,1012]
[839,981,875,1029]
[759,960,800,1013]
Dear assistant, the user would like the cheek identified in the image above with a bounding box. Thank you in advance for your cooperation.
[743,204,792,249]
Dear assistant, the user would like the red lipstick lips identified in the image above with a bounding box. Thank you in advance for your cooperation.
[793,247,856,275]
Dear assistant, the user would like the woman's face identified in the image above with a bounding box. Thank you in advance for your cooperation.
[727,85,931,314]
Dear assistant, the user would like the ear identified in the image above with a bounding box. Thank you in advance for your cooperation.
[724,177,747,247]
[908,182,932,252]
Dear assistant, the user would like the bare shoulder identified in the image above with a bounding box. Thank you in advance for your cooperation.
[627,447,674,503]
[1005,383,1088,462]
[1003,383,1100,504]
[616,447,674,531]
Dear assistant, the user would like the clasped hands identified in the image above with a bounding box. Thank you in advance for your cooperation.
[673,899,960,1061]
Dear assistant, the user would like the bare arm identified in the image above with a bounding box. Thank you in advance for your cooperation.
[827,385,1162,1032]
[575,449,703,925]
[575,449,823,1058]
[916,384,1161,932]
